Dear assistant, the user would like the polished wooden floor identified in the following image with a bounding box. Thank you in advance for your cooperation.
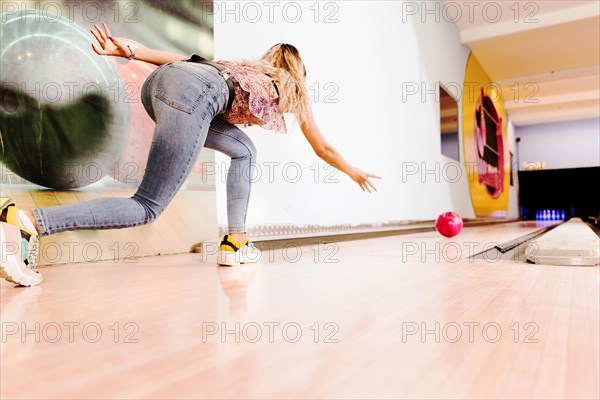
[1,222,598,399]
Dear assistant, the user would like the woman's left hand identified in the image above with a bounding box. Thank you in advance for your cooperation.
[90,22,130,58]
[350,168,381,193]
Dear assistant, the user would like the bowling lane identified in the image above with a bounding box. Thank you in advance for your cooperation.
[334,220,560,260]
[3,219,597,399]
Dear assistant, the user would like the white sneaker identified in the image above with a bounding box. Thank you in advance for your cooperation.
[217,235,261,266]
[0,204,42,286]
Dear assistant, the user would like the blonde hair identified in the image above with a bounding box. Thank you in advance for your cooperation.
[242,43,312,124]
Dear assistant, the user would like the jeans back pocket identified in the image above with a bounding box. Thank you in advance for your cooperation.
[155,64,214,114]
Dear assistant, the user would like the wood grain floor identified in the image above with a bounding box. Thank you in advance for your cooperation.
[1,222,598,399]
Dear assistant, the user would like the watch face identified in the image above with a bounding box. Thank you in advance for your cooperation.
[474,89,504,199]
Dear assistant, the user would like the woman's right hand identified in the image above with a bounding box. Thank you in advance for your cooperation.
[350,167,381,193]
[90,22,130,58]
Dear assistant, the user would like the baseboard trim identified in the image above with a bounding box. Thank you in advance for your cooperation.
[197,218,519,252]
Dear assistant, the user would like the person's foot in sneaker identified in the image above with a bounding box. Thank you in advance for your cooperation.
[217,234,261,266]
[0,204,42,286]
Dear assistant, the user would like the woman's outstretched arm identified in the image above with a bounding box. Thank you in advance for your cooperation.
[90,22,186,66]
[300,115,381,193]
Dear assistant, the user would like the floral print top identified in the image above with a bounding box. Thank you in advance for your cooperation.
[214,60,288,134]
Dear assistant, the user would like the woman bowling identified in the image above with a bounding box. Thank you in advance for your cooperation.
[0,22,380,286]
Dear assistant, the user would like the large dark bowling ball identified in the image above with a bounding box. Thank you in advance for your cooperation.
[0,11,129,189]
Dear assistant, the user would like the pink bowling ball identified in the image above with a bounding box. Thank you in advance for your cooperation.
[108,38,157,186]
[436,212,463,238]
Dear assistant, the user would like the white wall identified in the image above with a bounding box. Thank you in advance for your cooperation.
[516,118,600,170]
[213,1,475,228]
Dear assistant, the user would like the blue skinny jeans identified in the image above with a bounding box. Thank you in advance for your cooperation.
[32,61,255,236]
